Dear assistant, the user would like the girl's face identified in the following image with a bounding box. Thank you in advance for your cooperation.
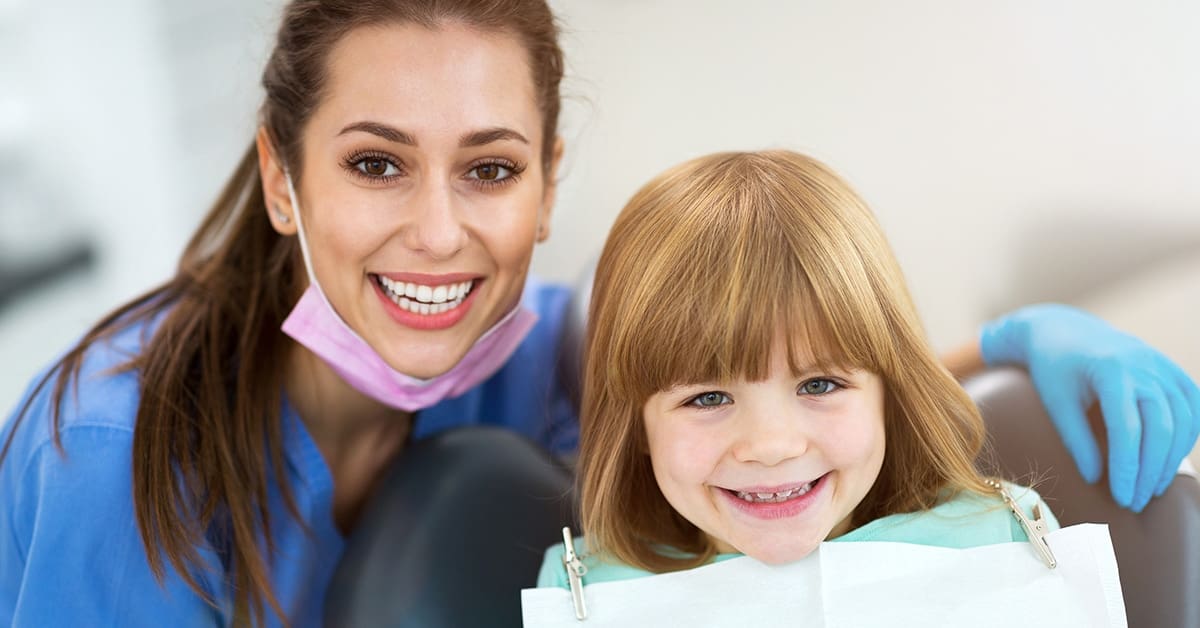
[273,23,559,378]
[642,332,886,565]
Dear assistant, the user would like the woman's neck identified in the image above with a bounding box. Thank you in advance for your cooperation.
[284,342,413,532]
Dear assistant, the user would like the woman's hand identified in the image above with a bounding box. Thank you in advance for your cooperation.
[981,304,1200,512]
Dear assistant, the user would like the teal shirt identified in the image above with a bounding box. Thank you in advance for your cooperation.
[537,483,1058,588]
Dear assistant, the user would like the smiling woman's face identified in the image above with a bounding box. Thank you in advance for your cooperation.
[274,22,559,378]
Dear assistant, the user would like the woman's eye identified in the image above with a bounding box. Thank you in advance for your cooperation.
[799,379,839,395]
[355,157,401,178]
[468,163,513,182]
[688,392,731,408]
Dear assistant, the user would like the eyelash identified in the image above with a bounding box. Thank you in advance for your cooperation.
[682,378,843,409]
[340,151,527,190]
[466,158,526,190]
[798,378,843,396]
[342,150,404,183]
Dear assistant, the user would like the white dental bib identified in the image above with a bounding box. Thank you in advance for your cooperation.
[522,523,1126,627]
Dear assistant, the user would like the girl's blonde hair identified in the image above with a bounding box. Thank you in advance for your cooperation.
[578,150,992,573]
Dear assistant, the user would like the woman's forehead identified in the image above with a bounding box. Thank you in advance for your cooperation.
[313,22,542,148]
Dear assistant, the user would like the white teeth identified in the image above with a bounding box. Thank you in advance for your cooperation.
[734,480,817,504]
[375,276,476,315]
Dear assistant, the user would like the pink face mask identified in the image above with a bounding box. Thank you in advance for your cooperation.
[278,176,537,412]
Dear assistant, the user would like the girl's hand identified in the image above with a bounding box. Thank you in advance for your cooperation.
[981,304,1200,512]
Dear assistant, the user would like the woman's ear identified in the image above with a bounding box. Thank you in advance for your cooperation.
[536,136,565,243]
[255,127,298,235]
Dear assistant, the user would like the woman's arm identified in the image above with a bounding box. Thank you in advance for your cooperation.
[941,341,987,381]
[952,304,1200,513]
[2,427,222,626]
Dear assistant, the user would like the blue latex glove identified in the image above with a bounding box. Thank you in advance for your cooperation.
[981,304,1200,512]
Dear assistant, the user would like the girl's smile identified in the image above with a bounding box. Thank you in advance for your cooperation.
[642,331,887,564]
[716,472,830,521]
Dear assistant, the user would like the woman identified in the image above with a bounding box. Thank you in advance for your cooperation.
[0,1,1193,626]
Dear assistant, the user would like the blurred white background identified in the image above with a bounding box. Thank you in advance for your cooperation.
[1,0,1198,421]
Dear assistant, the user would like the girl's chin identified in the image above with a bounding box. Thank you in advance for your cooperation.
[740,540,823,565]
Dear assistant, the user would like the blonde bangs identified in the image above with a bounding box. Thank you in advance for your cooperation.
[596,151,897,404]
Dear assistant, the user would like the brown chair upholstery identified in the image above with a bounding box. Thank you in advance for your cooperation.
[963,367,1200,627]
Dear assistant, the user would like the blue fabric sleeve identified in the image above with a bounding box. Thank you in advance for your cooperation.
[414,278,580,454]
[2,425,224,627]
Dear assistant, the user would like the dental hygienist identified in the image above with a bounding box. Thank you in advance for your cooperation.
[0,0,1196,626]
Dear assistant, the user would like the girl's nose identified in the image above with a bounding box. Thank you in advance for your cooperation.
[400,180,469,260]
[730,412,810,467]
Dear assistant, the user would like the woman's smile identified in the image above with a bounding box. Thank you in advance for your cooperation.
[371,272,483,330]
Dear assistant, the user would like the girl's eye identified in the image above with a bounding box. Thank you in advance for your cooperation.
[354,156,401,178]
[688,391,732,408]
[799,379,840,396]
[467,162,514,182]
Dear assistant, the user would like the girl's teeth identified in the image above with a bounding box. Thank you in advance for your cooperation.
[735,480,816,503]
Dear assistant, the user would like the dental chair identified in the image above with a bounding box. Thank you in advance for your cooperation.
[965,368,1200,627]
[325,270,1200,627]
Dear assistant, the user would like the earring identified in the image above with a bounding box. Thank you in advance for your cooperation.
[273,205,291,224]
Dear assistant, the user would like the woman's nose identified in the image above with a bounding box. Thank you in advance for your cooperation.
[400,179,469,260]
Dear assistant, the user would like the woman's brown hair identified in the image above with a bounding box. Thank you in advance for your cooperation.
[577,150,993,573]
[0,1,563,625]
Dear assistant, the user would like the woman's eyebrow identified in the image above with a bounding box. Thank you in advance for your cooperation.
[459,127,529,147]
[334,122,527,149]
[337,120,416,145]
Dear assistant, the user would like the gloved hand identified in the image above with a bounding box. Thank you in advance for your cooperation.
[981,304,1200,512]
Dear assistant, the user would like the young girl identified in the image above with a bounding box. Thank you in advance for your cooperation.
[538,150,1059,586]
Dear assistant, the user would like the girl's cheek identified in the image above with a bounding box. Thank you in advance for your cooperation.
[815,410,878,461]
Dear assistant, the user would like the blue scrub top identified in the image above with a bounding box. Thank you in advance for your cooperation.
[0,276,578,627]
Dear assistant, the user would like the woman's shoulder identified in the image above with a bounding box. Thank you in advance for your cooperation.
[1,316,157,484]
[839,481,1060,548]
[521,275,572,314]
[536,536,660,589]
[14,317,154,429]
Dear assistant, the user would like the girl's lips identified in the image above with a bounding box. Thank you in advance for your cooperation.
[719,472,830,521]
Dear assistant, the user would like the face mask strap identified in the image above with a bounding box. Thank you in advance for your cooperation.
[284,172,319,288]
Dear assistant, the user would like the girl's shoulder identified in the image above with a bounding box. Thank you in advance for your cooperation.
[838,481,1060,548]
[536,536,671,588]
[536,537,742,589]
[535,482,1060,590]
